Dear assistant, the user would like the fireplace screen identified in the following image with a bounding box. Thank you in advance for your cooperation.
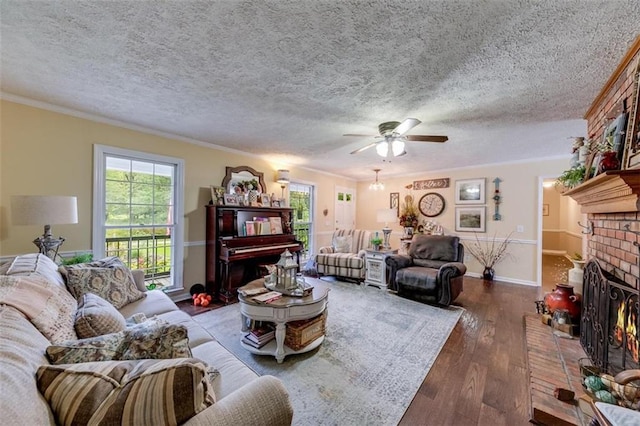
[581,260,640,375]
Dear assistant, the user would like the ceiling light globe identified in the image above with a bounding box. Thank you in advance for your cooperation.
[376,142,389,157]
[391,140,405,156]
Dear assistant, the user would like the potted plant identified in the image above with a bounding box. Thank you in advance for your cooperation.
[399,195,419,237]
[465,231,514,282]
[370,234,383,251]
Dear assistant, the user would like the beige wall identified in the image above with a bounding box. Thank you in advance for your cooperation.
[1,99,576,289]
[356,159,571,285]
[0,100,355,297]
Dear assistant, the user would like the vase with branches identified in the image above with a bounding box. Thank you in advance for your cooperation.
[465,231,514,281]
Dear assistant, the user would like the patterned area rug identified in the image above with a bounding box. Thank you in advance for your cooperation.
[194,279,463,426]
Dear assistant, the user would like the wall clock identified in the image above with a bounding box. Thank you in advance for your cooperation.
[419,192,446,217]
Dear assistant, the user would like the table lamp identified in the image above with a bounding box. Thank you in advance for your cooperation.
[276,169,290,201]
[377,208,397,250]
[11,195,78,261]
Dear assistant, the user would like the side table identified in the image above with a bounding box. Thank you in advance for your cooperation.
[364,249,398,289]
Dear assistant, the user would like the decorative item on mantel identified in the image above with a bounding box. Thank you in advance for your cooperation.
[492,177,502,221]
[464,231,514,284]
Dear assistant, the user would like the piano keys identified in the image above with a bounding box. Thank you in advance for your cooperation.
[206,205,303,303]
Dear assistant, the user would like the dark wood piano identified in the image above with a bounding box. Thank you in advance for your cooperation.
[205,205,303,303]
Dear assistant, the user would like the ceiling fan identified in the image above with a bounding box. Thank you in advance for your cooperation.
[346,118,448,158]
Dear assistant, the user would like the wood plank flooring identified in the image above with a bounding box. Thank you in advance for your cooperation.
[399,277,539,426]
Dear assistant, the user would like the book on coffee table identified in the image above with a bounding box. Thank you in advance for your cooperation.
[252,291,282,303]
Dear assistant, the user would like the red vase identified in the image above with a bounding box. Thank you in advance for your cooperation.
[598,151,620,173]
[544,284,582,319]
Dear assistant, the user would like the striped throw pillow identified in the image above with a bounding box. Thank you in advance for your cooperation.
[36,358,216,426]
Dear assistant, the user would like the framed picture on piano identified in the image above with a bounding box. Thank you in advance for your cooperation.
[223,193,239,206]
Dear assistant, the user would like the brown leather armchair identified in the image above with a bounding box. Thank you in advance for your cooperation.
[386,235,466,306]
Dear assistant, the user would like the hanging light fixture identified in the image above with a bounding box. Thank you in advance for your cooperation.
[375,138,406,158]
[369,168,384,191]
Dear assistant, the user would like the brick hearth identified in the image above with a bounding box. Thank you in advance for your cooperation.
[525,315,589,426]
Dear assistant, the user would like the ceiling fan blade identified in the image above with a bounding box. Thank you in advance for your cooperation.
[393,118,421,136]
[405,135,448,143]
[350,142,377,154]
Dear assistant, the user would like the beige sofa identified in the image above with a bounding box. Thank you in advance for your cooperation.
[0,254,293,425]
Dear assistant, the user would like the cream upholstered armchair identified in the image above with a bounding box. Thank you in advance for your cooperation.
[315,229,371,282]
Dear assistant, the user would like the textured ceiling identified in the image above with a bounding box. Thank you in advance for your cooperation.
[1,1,639,181]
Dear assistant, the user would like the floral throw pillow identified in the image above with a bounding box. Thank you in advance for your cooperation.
[36,358,215,426]
[64,266,146,309]
[46,319,191,364]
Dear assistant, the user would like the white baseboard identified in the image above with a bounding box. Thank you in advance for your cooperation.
[465,272,538,287]
[542,249,567,256]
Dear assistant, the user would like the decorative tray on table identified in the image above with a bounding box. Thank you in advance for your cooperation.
[264,275,314,297]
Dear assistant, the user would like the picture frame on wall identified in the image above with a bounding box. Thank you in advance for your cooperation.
[455,178,486,204]
[390,192,400,217]
[542,204,549,216]
[223,193,239,206]
[210,186,225,205]
[455,206,486,232]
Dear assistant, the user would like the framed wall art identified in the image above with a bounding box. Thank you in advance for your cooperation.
[455,206,486,232]
[390,192,400,216]
[455,178,486,204]
[542,204,549,216]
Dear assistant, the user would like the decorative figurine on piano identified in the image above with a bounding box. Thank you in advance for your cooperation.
[265,249,313,297]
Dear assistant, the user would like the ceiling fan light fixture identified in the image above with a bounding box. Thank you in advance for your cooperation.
[391,139,405,156]
[375,141,389,157]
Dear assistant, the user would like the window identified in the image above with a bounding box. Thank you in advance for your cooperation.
[289,182,314,261]
[93,145,184,291]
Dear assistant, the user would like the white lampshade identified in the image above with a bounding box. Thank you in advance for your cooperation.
[276,169,290,184]
[11,195,78,225]
[377,208,397,225]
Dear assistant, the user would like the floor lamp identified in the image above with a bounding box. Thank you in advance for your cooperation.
[377,208,397,250]
[11,195,78,261]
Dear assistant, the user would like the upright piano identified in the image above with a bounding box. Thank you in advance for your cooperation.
[205,205,303,303]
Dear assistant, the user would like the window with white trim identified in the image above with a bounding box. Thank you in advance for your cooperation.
[93,145,184,291]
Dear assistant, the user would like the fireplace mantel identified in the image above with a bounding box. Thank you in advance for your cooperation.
[563,170,640,213]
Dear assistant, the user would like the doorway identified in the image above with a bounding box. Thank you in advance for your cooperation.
[540,177,583,293]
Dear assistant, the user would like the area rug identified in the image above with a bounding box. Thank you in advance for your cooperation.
[193,279,463,426]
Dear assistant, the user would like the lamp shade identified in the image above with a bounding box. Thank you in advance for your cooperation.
[377,208,397,224]
[11,195,78,225]
[276,169,290,184]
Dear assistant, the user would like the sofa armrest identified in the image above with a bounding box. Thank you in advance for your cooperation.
[131,269,147,292]
[437,261,467,278]
[385,255,413,292]
[184,375,293,426]
[436,262,467,305]
[318,246,335,254]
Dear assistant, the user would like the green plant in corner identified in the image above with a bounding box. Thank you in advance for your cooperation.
[370,234,383,247]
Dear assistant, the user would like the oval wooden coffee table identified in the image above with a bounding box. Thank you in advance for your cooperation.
[238,278,329,363]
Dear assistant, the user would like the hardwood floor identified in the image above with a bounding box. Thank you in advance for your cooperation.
[399,276,539,426]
